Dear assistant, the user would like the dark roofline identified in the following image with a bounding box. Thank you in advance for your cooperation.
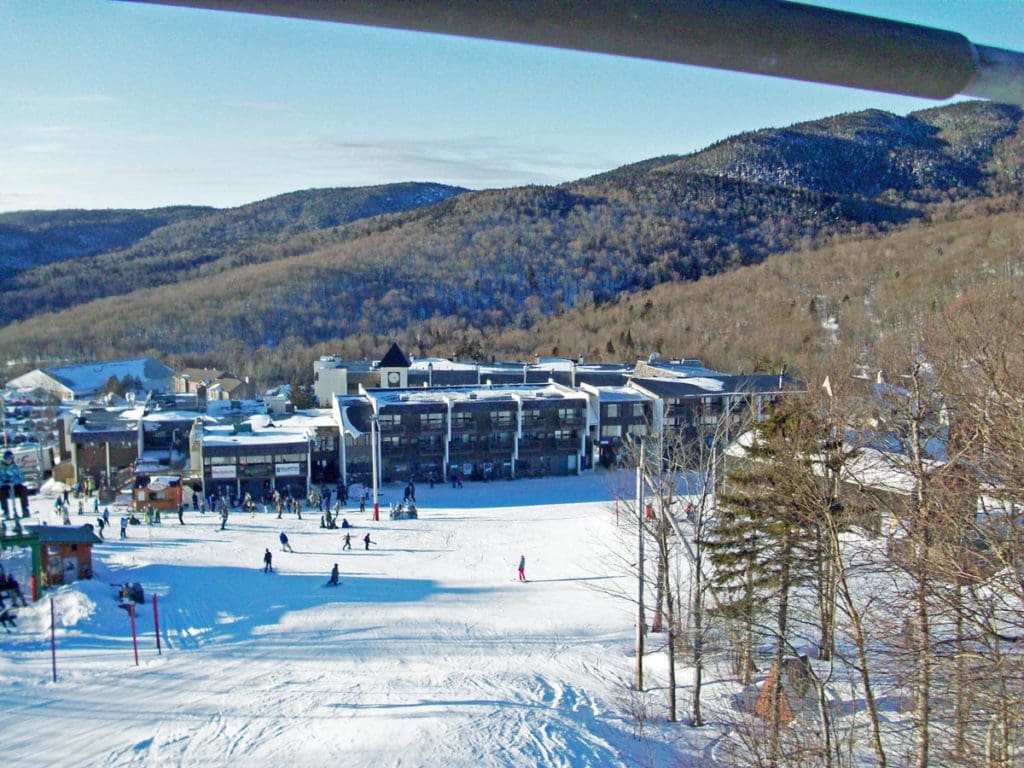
[379,342,412,368]
[26,524,103,544]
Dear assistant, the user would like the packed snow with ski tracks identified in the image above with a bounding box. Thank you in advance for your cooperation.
[0,472,730,767]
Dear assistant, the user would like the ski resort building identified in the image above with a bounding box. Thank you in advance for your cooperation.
[314,342,631,406]
[172,368,256,403]
[6,357,172,401]
[336,382,589,484]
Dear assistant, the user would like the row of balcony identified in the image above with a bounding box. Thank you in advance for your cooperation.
[377,414,585,436]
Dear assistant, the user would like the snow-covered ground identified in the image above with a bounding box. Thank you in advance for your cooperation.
[0,472,720,767]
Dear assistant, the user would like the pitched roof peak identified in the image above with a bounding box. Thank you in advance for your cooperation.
[379,342,411,368]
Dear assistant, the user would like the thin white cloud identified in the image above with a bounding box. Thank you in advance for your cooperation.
[23,94,114,106]
[249,134,608,188]
[12,143,66,155]
[226,100,299,113]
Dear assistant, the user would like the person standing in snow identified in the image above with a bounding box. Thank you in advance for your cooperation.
[363,533,374,550]
[518,555,526,582]
[263,548,273,573]
[220,506,229,531]
[279,531,294,552]
[342,532,352,550]
[120,516,129,539]
[327,563,340,586]
[177,503,185,525]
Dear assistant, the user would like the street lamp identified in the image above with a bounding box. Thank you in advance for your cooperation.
[370,413,380,521]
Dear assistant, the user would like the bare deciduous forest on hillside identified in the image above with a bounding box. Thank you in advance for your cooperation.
[1,101,1021,389]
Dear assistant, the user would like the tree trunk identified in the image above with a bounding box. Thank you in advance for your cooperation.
[769,539,793,768]
[831,517,887,768]
[692,550,705,727]
[663,542,677,722]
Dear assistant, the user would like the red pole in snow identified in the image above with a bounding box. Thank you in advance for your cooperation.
[129,603,139,666]
[50,597,57,683]
[153,594,162,655]
[373,502,379,522]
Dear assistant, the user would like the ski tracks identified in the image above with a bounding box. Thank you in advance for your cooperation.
[425,671,622,767]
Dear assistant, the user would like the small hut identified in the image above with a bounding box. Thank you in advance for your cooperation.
[754,655,813,725]
[132,472,183,514]
[27,525,102,586]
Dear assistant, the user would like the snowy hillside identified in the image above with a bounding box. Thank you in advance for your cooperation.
[0,473,717,767]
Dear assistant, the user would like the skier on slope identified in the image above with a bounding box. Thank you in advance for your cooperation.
[263,549,273,573]
[518,555,527,582]
[327,563,340,586]
[279,531,294,552]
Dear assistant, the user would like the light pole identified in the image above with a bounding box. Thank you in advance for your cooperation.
[370,413,380,521]
[636,440,646,691]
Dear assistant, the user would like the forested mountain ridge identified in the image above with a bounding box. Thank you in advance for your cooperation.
[0,206,213,273]
[0,182,467,324]
[1,101,1021,380]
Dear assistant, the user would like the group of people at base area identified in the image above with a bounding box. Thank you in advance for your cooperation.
[0,450,31,519]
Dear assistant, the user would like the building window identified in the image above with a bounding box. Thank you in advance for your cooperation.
[378,413,400,427]
[239,454,273,465]
[601,425,623,439]
[632,403,645,417]
[605,403,619,418]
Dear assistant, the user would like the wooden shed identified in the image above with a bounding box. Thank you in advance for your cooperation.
[132,473,183,513]
[754,655,813,726]
[27,525,102,587]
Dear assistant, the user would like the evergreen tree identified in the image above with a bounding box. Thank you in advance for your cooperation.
[705,408,817,762]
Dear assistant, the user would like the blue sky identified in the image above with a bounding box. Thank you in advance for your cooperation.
[2,0,1022,212]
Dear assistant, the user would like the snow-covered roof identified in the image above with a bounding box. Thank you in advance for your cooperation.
[284,409,341,428]
[142,410,210,423]
[202,430,313,448]
[14,357,172,396]
[366,383,586,408]
[593,386,651,402]
[409,358,478,372]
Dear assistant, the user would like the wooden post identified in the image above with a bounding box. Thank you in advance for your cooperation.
[128,603,139,666]
[153,594,162,655]
[50,597,57,683]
